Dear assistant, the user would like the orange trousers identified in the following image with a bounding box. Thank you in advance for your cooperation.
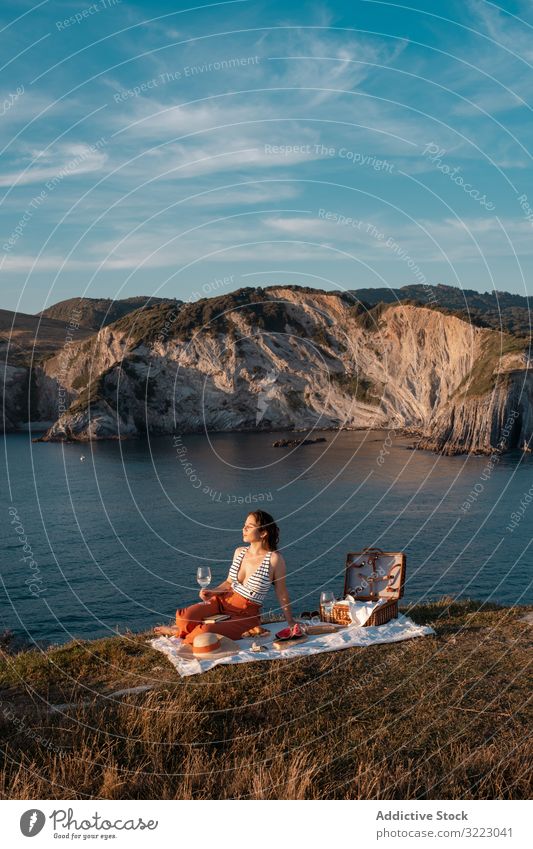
[175,590,262,645]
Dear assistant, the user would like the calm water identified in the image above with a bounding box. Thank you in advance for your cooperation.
[1,429,532,645]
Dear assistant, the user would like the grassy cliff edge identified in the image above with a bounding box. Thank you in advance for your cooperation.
[1,599,531,800]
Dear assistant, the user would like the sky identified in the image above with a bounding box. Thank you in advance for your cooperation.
[1,0,533,314]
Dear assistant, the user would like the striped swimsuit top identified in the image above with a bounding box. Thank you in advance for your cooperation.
[228,546,273,605]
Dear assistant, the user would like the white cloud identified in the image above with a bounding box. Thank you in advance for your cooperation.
[150,139,319,178]
[0,142,108,188]
[187,182,301,206]
[86,216,343,271]
[3,213,533,278]
[2,4,533,300]
[0,254,94,273]
[260,25,407,106]
[448,0,533,124]
[451,88,525,117]
[265,215,336,236]
[381,215,533,263]
[469,0,533,62]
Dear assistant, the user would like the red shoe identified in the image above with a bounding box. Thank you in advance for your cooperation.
[275,623,305,640]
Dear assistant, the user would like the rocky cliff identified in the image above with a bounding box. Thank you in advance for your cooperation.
[0,308,94,431]
[416,332,532,454]
[26,285,531,455]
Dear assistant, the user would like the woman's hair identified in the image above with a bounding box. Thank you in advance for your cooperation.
[248,510,279,551]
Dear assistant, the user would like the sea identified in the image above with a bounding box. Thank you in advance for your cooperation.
[1,429,532,646]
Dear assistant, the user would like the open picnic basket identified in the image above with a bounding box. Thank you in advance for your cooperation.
[320,547,406,627]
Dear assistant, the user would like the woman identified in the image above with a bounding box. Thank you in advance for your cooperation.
[154,510,298,643]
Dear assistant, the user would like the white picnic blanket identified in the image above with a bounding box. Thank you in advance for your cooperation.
[148,614,435,677]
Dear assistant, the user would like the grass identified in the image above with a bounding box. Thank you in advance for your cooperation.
[110,291,298,346]
[67,369,111,414]
[329,370,383,405]
[0,599,531,800]
[453,331,529,399]
[112,302,185,346]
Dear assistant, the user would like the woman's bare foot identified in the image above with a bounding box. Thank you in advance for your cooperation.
[154,625,181,636]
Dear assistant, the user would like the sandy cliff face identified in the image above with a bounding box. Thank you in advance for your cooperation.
[417,342,532,454]
[27,287,530,454]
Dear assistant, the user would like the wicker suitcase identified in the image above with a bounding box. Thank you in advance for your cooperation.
[320,547,406,627]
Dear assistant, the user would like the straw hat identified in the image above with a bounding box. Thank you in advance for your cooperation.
[177,632,240,660]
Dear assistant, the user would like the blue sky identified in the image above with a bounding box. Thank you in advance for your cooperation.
[1,0,533,313]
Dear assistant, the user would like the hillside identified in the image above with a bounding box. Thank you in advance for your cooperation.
[0,599,531,800]
[40,295,181,332]
[349,284,532,337]
[34,285,532,454]
[0,308,94,365]
[1,298,179,431]
[0,309,94,430]
[2,284,531,453]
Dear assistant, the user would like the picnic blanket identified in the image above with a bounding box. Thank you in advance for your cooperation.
[148,614,435,677]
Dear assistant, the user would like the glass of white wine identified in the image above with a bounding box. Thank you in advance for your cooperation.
[320,590,335,622]
[196,566,212,603]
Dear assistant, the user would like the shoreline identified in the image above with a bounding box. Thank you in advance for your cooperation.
[24,423,531,457]
[5,418,525,459]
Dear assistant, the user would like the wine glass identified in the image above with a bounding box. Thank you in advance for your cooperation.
[197,566,212,603]
[320,590,335,622]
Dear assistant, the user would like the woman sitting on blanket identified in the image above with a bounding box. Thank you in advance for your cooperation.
[154,511,300,643]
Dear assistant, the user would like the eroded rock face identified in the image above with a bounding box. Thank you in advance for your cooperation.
[2,363,62,430]
[19,286,532,455]
[417,366,533,454]
[3,364,28,431]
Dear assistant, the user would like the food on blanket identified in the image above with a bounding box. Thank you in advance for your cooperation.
[275,622,305,640]
[241,625,271,638]
[304,623,346,635]
[250,642,267,652]
[273,635,309,650]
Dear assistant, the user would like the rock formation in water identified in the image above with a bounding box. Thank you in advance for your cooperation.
[2,286,531,454]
